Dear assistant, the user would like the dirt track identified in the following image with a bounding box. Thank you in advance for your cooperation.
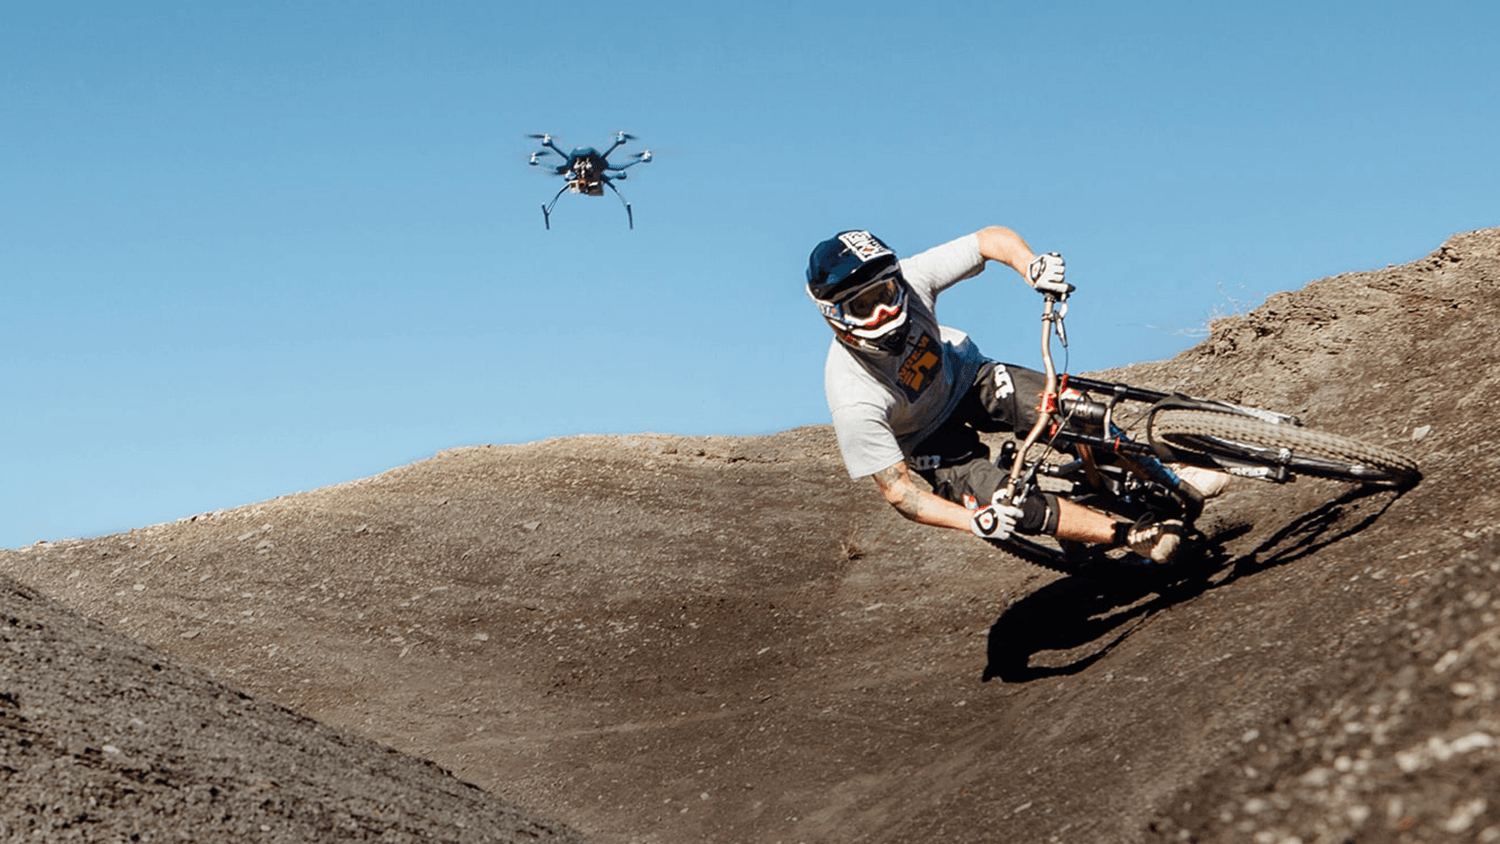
[4,228,1499,842]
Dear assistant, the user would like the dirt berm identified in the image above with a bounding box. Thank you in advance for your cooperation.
[4,228,1499,843]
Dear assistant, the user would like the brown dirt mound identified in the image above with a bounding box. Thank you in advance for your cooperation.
[4,228,1498,842]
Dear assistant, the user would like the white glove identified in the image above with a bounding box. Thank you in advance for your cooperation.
[971,501,1024,540]
[1026,252,1069,295]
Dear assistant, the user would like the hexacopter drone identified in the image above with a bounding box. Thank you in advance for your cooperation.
[528,131,653,229]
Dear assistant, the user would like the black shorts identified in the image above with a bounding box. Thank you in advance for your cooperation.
[908,361,1059,536]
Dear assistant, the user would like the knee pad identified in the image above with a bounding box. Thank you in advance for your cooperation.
[1015,492,1060,536]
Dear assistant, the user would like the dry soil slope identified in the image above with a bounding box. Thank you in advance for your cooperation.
[0,574,593,842]
[3,228,1500,843]
[1124,228,1500,842]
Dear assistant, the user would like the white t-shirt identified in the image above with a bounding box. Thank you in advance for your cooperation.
[823,233,991,479]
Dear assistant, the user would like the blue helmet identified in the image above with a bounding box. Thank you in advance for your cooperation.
[805,231,910,356]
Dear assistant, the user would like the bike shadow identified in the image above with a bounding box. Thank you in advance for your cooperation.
[982,484,1409,683]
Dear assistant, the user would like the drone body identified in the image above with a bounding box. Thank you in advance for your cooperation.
[528,132,653,229]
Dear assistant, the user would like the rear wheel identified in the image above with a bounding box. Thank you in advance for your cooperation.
[1149,409,1420,486]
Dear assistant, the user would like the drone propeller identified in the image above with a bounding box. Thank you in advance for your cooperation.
[524,151,567,176]
[634,150,653,162]
[615,131,637,143]
[526,133,554,143]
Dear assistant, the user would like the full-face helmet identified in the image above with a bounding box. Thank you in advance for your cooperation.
[805,231,910,356]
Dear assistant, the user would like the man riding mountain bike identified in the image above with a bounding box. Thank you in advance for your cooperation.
[807,227,1227,563]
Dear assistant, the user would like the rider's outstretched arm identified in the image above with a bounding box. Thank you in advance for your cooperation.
[975,226,1068,294]
[871,462,973,531]
[974,227,1040,278]
[872,459,1114,543]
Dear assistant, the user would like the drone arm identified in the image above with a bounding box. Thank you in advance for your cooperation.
[530,153,569,176]
[607,151,652,173]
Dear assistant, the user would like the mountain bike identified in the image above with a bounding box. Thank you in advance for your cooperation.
[989,287,1421,573]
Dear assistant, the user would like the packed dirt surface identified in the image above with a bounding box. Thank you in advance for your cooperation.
[4,228,1499,842]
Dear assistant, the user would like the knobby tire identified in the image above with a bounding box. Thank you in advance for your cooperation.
[1149,409,1420,486]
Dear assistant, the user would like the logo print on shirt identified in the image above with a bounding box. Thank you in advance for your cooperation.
[896,332,940,401]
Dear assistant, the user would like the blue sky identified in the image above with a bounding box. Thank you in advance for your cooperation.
[4,1,1497,548]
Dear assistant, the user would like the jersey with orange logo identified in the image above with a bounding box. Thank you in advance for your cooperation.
[824,233,991,479]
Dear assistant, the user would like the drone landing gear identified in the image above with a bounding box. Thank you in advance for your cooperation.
[605,179,634,230]
[537,176,635,229]
[542,184,569,230]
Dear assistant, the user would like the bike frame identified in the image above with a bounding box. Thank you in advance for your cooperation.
[988,288,1416,570]
[1000,291,1304,522]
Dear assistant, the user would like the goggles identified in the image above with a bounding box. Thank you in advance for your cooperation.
[814,274,907,331]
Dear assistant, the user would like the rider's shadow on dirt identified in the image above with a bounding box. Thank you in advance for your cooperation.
[982,484,1409,684]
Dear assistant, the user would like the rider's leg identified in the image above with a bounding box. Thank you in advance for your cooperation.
[913,376,1095,541]
[972,361,1185,561]
[923,455,1181,560]
[1054,499,1116,543]
[971,361,1048,436]
[1054,499,1181,561]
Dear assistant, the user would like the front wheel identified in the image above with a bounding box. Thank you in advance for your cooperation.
[1149,409,1420,487]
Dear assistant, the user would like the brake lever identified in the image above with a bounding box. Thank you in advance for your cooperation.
[1044,290,1071,348]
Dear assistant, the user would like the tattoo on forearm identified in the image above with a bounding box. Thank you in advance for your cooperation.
[874,465,928,523]
[895,487,927,522]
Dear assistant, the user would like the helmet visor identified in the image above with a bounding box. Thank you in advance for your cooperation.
[844,278,902,320]
[821,275,906,331]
